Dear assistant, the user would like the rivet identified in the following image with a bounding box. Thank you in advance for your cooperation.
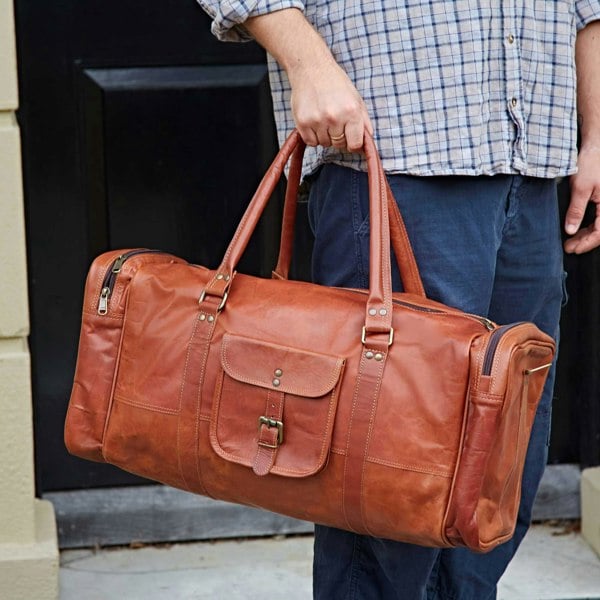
[374,353,384,362]
[224,275,230,281]
[272,378,281,387]
[199,314,206,321]
[369,308,377,316]
[274,369,283,377]
[207,315,215,323]
[379,308,387,316]
[365,351,374,359]
[216,274,224,280]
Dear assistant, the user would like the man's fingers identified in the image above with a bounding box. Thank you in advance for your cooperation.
[564,224,600,253]
[297,125,319,147]
[564,207,600,253]
[565,181,593,235]
[344,119,364,152]
[361,104,374,137]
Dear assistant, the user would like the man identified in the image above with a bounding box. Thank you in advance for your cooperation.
[197,2,600,598]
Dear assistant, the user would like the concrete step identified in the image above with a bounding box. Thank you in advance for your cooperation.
[59,523,600,600]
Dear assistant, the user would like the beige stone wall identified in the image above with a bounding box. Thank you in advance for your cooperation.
[582,467,600,558]
[0,0,59,598]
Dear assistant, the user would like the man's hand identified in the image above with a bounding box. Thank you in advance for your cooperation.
[564,145,600,254]
[565,21,600,254]
[288,55,373,152]
[245,8,372,152]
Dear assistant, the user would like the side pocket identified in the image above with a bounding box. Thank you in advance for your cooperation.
[445,386,507,551]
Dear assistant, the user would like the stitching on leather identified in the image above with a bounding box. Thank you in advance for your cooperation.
[176,313,203,491]
[211,375,339,477]
[91,257,111,311]
[342,352,366,531]
[82,310,123,320]
[317,375,342,469]
[359,353,386,536]
[365,456,453,478]
[491,338,507,383]
[221,335,344,397]
[209,136,295,290]
[194,317,217,492]
[114,395,179,415]
[380,167,392,314]
[473,337,487,393]
[330,447,346,455]
[471,391,504,406]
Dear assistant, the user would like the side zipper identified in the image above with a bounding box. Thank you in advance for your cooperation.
[97,249,164,315]
[481,323,525,376]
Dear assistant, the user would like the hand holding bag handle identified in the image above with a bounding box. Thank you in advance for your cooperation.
[200,129,422,341]
[272,142,426,299]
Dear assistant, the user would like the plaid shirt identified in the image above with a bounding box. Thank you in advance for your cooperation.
[198,0,600,178]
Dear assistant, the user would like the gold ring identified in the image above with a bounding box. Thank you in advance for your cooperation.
[330,132,346,142]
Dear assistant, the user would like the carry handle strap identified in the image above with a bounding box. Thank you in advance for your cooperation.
[272,144,425,298]
[201,129,423,339]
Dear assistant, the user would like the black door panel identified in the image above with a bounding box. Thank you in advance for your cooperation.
[16,0,284,491]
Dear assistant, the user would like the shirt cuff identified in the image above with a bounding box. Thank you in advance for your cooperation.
[197,0,305,42]
[575,0,600,30]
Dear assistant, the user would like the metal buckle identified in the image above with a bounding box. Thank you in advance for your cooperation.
[198,289,229,312]
[258,416,284,445]
[361,326,394,347]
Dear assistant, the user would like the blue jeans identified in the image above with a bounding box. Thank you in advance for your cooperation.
[308,165,565,600]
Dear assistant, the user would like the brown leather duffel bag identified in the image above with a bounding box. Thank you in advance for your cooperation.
[64,130,555,552]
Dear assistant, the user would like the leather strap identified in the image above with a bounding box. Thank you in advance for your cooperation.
[342,339,389,534]
[201,131,426,328]
[253,389,285,476]
[273,146,425,298]
[177,299,219,495]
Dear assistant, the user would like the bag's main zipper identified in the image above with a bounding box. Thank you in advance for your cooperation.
[98,249,164,315]
[341,288,496,331]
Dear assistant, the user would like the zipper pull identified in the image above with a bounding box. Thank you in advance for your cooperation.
[98,287,111,315]
[111,254,127,274]
[479,317,495,331]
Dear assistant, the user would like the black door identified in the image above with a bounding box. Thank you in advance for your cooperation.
[16,0,287,492]
[15,1,599,495]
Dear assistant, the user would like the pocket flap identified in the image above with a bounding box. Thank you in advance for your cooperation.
[221,333,344,397]
[211,334,345,478]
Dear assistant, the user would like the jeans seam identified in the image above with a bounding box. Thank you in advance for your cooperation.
[504,175,521,224]
[348,535,363,600]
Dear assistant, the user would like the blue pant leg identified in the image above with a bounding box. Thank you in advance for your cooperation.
[430,177,563,600]
[309,166,525,599]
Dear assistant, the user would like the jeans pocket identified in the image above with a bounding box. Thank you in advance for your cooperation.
[350,169,370,236]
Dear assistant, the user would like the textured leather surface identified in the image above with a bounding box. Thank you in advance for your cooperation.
[65,130,555,551]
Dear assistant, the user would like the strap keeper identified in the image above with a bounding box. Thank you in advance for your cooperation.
[361,326,394,347]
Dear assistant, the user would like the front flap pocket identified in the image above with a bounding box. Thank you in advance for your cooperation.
[210,333,345,477]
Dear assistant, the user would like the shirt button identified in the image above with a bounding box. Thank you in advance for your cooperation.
[507,34,515,44]
[511,97,518,107]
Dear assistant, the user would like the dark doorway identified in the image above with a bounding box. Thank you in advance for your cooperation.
[15,0,287,492]
[14,0,599,497]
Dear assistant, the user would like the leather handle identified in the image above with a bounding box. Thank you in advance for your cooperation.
[272,145,425,298]
[202,130,424,337]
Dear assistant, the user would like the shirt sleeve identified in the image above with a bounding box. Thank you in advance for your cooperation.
[197,0,305,42]
[575,0,600,30]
